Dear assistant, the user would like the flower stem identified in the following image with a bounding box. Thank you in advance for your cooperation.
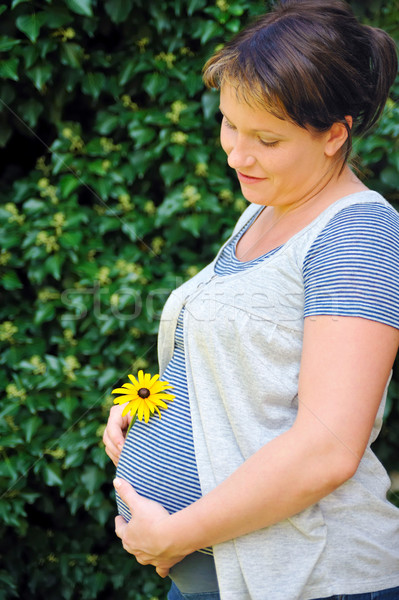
[126,415,137,436]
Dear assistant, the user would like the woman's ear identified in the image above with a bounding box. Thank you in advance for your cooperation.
[324,116,353,157]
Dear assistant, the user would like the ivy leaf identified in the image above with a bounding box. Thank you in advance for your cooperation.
[18,98,43,127]
[26,63,52,90]
[104,0,133,24]
[81,72,106,99]
[44,254,64,280]
[0,120,12,147]
[1,271,23,291]
[11,0,30,7]
[42,463,63,487]
[22,416,43,443]
[60,43,84,69]
[143,72,169,98]
[187,0,207,15]
[160,162,185,186]
[0,57,19,81]
[201,90,219,120]
[15,13,46,43]
[59,174,81,199]
[0,37,21,52]
[64,0,93,17]
[34,302,55,325]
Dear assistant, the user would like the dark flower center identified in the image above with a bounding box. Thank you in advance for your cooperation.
[138,387,150,399]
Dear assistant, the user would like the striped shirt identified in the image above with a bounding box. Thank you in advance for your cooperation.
[116,201,399,522]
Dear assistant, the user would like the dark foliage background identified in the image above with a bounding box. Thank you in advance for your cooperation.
[0,0,398,598]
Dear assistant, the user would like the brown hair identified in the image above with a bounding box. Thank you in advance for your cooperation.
[203,0,398,163]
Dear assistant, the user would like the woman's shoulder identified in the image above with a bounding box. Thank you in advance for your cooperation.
[311,193,399,250]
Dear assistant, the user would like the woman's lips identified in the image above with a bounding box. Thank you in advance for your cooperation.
[237,171,267,184]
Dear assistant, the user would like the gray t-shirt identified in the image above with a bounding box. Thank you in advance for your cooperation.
[158,191,399,600]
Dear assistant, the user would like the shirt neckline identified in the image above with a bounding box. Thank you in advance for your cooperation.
[211,190,385,277]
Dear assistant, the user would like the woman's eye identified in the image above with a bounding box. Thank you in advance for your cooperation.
[259,139,279,148]
[222,116,235,130]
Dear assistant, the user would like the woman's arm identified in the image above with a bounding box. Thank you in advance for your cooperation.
[114,315,399,574]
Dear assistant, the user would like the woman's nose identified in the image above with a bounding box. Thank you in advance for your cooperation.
[227,139,256,170]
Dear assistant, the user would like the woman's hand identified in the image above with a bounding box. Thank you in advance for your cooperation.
[102,404,131,466]
[114,478,187,577]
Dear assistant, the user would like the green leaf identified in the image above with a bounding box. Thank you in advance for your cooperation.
[23,199,46,214]
[187,0,207,15]
[34,302,55,325]
[0,227,21,249]
[56,394,78,420]
[81,466,107,494]
[59,231,83,249]
[0,37,21,52]
[198,20,222,44]
[0,122,12,147]
[64,0,93,17]
[59,174,81,199]
[26,63,52,90]
[60,43,84,68]
[42,462,63,487]
[201,90,219,120]
[104,0,133,23]
[160,162,185,186]
[180,213,206,237]
[44,254,64,280]
[0,57,19,81]
[22,45,40,69]
[11,0,30,7]
[22,416,42,443]
[127,124,156,148]
[1,271,23,291]
[81,72,106,99]
[98,367,119,389]
[95,114,120,135]
[381,166,399,188]
[16,13,46,43]
[40,6,72,28]
[143,72,169,98]
[19,98,43,127]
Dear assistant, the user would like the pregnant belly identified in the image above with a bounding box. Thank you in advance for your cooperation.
[115,350,202,520]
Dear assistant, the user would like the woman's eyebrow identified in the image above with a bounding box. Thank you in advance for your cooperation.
[219,107,282,135]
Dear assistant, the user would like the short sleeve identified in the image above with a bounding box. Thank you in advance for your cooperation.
[302,202,399,329]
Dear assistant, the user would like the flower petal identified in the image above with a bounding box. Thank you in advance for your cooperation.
[150,380,173,394]
[148,373,160,388]
[149,398,168,410]
[137,401,145,421]
[128,374,140,388]
[143,403,150,422]
[113,395,136,406]
[112,388,137,395]
[137,370,145,384]
[152,392,175,401]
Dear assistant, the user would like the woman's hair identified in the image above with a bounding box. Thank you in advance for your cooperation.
[203,0,398,163]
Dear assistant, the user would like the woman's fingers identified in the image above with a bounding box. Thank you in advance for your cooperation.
[103,404,130,463]
[102,429,121,466]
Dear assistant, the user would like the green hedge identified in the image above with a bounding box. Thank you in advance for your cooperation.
[0,1,398,598]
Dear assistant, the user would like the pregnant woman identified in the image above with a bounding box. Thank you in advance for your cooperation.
[103,1,399,599]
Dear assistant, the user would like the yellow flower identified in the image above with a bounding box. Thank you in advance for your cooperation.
[171,131,188,145]
[112,370,175,423]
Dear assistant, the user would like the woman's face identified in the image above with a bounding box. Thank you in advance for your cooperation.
[219,83,341,211]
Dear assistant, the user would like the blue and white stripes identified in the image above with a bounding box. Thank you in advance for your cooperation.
[303,202,399,328]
